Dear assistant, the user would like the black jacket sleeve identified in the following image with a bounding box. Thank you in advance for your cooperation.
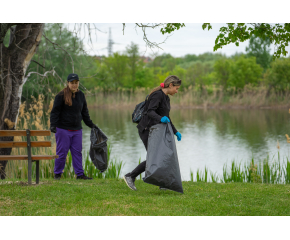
[147,92,163,123]
[50,94,63,127]
[169,116,178,134]
[81,96,94,128]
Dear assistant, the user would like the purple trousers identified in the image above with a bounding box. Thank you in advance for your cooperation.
[54,127,84,176]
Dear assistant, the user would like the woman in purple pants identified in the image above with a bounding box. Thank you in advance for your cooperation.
[50,73,97,180]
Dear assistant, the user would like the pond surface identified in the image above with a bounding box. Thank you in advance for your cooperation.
[82,107,290,181]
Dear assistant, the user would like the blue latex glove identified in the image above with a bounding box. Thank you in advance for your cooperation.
[161,116,170,123]
[175,132,182,141]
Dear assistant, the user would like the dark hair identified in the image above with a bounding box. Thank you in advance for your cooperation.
[150,75,182,95]
[60,83,78,106]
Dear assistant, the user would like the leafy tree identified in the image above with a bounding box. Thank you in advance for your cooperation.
[185,62,213,90]
[135,68,155,88]
[105,52,129,88]
[213,58,232,91]
[126,42,140,85]
[148,53,176,72]
[228,56,263,90]
[202,23,290,59]
[264,57,290,93]
[82,58,109,90]
[246,34,272,70]
[183,54,198,63]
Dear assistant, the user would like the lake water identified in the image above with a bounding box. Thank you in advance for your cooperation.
[82,107,290,181]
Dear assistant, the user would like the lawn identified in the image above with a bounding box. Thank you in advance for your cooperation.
[1,179,290,216]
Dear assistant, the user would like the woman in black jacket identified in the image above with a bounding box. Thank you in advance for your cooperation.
[123,75,182,190]
[50,73,97,180]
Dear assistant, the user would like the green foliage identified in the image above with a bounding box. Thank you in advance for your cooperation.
[148,53,176,72]
[126,42,140,85]
[246,34,272,70]
[3,28,11,47]
[105,52,129,88]
[228,56,263,90]
[264,57,290,92]
[213,58,232,91]
[160,23,185,35]
[203,23,290,59]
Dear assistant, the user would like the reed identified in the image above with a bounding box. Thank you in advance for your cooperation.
[190,154,290,184]
[190,167,208,182]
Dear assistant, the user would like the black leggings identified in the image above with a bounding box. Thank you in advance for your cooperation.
[126,129,149,180]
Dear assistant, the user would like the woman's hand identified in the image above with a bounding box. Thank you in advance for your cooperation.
[175,132,182,141]
[50,126,57,133]
[161,116,170,123]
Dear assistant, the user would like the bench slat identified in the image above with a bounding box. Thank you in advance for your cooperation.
[0,155,58,160]
[0,141,51,148]
[0,130,51,137]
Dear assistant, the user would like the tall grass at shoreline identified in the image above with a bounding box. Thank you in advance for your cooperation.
[190,153,290,184]
[6,148,123,180]
[86,85,290,109]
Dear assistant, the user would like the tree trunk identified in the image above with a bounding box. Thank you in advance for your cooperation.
[0,23,44,179]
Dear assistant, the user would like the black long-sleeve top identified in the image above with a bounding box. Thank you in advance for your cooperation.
[137,89,178,134]
[50,90,94,130]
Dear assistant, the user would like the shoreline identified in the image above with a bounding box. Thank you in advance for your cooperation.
[87,103,290,110]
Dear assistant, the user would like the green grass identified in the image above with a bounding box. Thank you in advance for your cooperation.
[1,179,290,216]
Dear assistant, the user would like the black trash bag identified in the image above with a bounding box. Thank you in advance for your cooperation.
[143,123,183,193]
[89,127,108,172]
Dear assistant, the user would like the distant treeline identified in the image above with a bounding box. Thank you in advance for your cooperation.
[24,24,290,101]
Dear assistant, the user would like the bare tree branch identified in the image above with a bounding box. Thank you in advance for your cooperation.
[24,69,55,83]
[31,59,45,69]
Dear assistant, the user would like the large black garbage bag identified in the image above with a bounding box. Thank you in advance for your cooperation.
[89,127,108,172]
[143,123,183,193]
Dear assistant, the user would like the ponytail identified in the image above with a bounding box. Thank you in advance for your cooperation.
[150,75,182,95]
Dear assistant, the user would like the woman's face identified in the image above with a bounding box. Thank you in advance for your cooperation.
[68,80,79,93]
[168,83,180,96]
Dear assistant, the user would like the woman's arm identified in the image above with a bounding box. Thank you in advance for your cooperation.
[169,116,178,134]
[147,92,163,122]
[81,96,95,128]
[50,94,63,127]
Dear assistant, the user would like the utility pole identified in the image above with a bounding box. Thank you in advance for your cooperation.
[108,28,114,56]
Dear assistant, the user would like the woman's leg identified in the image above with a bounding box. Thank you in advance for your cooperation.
[125,129,149,180]
[70,129,84,177]
[54,128,71,175]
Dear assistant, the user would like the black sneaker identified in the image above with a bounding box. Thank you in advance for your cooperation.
[76,174,93,180]
[54,174,61,180]
[123,175,137,191]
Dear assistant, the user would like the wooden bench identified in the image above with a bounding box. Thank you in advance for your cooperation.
[0,130,58,184]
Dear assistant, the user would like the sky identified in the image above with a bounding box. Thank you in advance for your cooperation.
[67,23,288,59]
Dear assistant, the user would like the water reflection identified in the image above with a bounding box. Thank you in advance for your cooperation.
[82,108,290,180]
